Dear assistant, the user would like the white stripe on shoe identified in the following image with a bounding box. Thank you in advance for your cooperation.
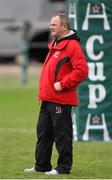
[24,167,37,173]
[45,169,59,175]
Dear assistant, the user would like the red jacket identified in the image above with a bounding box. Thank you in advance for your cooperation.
[38,31,88,106]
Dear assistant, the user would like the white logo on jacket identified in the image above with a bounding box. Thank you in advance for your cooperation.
[54,51,60,58]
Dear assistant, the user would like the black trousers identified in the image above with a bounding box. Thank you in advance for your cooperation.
[35,101,73,173]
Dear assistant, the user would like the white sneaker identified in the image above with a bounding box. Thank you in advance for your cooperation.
[24,167,37,173]
[45,169,59,175]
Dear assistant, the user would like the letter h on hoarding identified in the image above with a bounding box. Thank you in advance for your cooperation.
[82,3,110,30]
[68,2,78,30]
[82,113,110,141]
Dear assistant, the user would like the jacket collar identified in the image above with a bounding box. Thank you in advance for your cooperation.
[48,29,80,50]
[48,39,69,50]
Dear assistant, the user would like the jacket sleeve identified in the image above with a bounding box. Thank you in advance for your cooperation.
[60,41,88,89]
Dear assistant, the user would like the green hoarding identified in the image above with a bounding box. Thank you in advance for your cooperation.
[68,0,112,141]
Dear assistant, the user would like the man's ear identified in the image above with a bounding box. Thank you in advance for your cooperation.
[63,23,68,30]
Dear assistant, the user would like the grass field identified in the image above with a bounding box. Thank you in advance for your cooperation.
[0,64,112,179]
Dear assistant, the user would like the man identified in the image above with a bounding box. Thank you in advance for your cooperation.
[24,13,88,175]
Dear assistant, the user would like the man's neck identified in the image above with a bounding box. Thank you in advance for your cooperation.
[57,30,70,40]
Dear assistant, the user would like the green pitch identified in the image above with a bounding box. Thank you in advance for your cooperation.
[0,73,112,179]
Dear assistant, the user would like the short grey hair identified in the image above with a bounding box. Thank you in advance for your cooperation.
[52,12,70,29]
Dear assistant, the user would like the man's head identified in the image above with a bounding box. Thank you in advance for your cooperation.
[50,13,70,40]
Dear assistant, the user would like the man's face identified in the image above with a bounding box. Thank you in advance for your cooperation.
[50,16,65,39]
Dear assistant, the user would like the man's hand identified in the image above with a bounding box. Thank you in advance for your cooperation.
[54,82,62,91]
